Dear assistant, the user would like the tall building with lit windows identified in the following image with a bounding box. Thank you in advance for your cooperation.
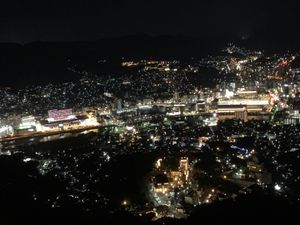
[179,157,189,181]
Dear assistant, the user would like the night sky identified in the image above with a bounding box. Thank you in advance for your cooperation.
[1,0,300,43]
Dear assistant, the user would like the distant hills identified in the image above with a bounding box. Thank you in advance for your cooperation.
[0,34,299,87]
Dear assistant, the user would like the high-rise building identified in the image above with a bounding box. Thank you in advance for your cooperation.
[179,157,189,181]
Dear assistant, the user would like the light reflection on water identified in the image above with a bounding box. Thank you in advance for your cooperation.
[1,129,99,150]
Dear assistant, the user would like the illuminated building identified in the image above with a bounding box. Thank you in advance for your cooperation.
[218,99,269,106]
[217,105,248,122]
[97,107,111,116]
[142,99,153,105]
[195,101,206,112]
[170,171,183,187]
[284,114,300,125]
[179,157,189,181]
[198,136,210,148]
[18,116,36,130]
[153,157,191,195]
[0,125,14,138]
[216,99,270,122]
[154,183,169,194]
[236,90,258,98]
[15,116,37,134]
[47,109,75,122]
[153,174,169,194]
[41,115,89,130]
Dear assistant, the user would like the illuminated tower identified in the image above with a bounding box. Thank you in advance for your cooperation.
[179,157,189,181]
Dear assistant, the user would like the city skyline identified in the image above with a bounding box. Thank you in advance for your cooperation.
[1,1,300,225]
